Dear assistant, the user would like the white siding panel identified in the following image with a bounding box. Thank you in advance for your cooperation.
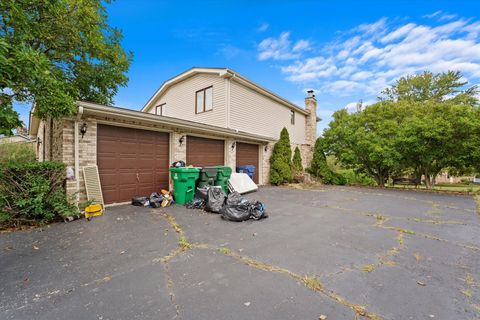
[148,74,226,127]
[229,80,306,144]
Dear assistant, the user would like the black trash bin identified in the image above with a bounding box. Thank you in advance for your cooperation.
[198,166,218,188]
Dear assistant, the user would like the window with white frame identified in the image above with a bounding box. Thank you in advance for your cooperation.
[156,103,166,116]
[195,86,213,113]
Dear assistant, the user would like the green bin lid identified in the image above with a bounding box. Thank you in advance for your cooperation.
[170,167,200,173]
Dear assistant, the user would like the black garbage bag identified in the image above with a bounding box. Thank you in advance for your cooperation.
[132,196,149,207]
[205,187,226,213]
[225,191,243,205]
[220,192,267,221]
[186,197,206,209]
[195,187,209,200]
[149,192,163,208]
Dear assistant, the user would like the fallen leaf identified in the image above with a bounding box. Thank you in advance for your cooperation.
[319,315,327,320]
[120,251,126,254]
[244,302,251,306]
[417,281,426,286]
[33,246,39,250]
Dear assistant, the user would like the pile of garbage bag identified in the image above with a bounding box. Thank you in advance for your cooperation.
[186,187,267,222]
[131,190,173,208]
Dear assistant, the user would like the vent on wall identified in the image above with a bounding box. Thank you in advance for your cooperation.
[82,165,105,207]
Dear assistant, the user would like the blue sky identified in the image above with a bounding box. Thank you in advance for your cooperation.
[15,0,480,134]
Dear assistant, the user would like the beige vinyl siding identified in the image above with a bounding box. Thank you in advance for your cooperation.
[148,74,226,127]
[229,80,306,144]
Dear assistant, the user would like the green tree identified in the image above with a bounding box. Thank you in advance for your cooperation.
[383,71,479,188]
[292,146,303,172]
[309,137,345,185]
[323,102,404,187]
[0,0,132,135]
[269,127,292,185]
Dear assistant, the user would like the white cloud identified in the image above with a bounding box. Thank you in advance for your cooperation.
[270,15,480,98]
[257,32,310,61]
[344,99,376,112]
[258,22,269,32]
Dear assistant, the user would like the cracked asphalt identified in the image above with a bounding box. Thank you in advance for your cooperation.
[1,186,479,320]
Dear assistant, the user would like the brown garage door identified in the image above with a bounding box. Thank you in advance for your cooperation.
[186,136,224,167]
[236,142,259,183]
[97,124,169,204]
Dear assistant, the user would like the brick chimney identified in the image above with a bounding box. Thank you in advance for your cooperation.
[304,90,317,146]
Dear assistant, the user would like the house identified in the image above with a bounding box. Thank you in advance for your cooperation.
[28,67,319,205]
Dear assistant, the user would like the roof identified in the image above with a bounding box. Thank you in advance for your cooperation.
[30,101,275,143]
[142,67,319,120]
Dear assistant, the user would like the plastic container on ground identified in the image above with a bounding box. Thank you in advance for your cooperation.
[236,165,256,181]
[214,166,232,194]
[197,166,218,189]
[170,167,200,205]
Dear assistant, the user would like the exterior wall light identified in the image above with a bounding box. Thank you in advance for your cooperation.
[179,135,185,146]
[264,145,268,152]
[80,123,88,138]
[231,141,236,150]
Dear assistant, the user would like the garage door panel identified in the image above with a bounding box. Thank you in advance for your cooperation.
[186,136,224,167]
[97,124,170,204]
[236,142,259,183]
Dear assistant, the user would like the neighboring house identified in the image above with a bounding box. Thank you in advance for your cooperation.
[29,67,319,205]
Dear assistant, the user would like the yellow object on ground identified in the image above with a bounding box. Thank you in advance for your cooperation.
[85,204,104,220]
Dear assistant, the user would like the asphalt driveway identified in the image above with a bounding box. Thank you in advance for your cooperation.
[1,186,479,320]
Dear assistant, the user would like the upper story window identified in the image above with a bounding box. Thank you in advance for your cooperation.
[156,103,166,116]
[196,86,213,114]
[290,110,295,125]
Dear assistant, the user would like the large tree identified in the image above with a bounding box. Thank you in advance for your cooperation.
[323,71,479,189]
[323,102,405,187]
[383,71,479,188]
[0,0,132,135]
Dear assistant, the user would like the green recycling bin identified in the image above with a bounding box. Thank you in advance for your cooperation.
[215,166,232,194]
[197,166,218,189]
[170,167,200,205]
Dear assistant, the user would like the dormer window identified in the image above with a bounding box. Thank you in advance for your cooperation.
[290,110,295,125]
[156,103,166,116]
[196,86,213,113]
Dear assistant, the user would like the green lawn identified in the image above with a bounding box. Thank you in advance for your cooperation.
[387,183,480,193]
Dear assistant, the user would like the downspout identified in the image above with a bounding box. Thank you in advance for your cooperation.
[74,106,84,202]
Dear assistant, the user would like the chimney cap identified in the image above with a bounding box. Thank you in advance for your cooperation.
[306,89,315,98]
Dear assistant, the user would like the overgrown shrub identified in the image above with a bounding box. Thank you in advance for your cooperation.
[292,146,303,172]
[339,169,376,186]
[269,127,293,185]
[0,142,36,165]
[0,161,77,228]
[309,138,346,185]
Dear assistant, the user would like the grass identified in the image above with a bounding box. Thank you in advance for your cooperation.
[387,183,480,193]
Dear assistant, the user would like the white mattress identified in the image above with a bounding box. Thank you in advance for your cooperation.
[228,172,258,194]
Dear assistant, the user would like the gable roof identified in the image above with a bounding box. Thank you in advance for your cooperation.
[142,67,314,118]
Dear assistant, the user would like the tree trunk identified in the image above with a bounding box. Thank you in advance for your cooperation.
[375,174,385,187]
[424,172,433,189]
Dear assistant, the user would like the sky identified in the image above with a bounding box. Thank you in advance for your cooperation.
[14,0,480,134]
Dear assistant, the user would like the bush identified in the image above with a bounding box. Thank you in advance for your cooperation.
[339,169,376,186]
[0,142,36,165]
[269,128,293,185]
[0,161,77,228]
[309,138,346,185]
[292,146,303,172]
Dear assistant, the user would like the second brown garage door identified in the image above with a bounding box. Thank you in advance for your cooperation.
[236,142,259,183]
[186,136,225,167]
[97,125,170,204]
